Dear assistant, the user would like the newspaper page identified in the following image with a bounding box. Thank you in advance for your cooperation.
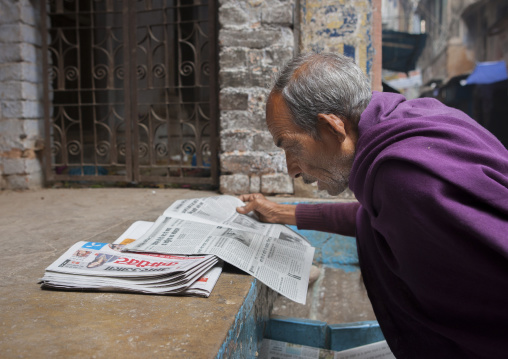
[163,196,310,246]
[113,221,223,297]
[124,213,315,304]
[259,339,395,359]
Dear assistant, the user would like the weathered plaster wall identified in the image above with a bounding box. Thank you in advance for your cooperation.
[0,0,44,189]
[299,0,376,83]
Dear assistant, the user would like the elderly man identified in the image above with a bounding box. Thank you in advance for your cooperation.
[237,53,508,358]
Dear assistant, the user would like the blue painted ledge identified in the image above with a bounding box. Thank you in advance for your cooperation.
[265,316,385,351]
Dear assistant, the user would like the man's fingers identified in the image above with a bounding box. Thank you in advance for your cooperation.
[238,193,264,203]
[237,194,253,202]
[236,200,258,214]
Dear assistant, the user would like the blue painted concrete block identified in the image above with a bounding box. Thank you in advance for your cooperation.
[329,321,385,351]
[265,318,385,352]
[265,315,329,349]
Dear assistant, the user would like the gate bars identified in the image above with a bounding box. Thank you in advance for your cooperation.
[41,0,218,185]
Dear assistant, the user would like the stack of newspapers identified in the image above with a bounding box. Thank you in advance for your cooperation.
[40,195,315,303]
[39,221,223,297]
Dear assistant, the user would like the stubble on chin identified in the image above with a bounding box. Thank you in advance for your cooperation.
[324,178,349,196]
[301,174,318,184]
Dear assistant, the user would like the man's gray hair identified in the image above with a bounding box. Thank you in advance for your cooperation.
[272,52,372,137]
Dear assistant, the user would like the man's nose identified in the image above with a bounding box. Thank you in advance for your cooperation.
[285,153,301,179]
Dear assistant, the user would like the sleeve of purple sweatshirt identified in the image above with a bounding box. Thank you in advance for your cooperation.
[295,201,360,237]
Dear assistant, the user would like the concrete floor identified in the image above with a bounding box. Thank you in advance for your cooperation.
[0,188,376,358]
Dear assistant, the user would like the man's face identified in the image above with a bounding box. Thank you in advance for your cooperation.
[266,92,356,196]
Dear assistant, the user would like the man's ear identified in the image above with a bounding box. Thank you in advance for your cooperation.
[317,113,347,142]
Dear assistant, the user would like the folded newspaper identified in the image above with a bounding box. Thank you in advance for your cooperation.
[39,221,223,297]
[40,195,315,304]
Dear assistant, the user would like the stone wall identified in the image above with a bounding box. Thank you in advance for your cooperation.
[218,0,296,196]
[0,0,44,189]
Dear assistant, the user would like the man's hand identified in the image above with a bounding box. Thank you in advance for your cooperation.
[236,193,297,225]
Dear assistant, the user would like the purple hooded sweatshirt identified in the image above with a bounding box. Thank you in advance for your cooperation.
[296,92,508,358]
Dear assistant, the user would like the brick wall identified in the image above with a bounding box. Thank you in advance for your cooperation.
[0,0,44,189]
[218,0,295,195]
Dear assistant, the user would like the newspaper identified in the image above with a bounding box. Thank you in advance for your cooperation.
[112,221,223,297]
[259,339,395,359]
[124,196,315,304]
[163,196,310,246]
[39,240,217,294]
[39,222,221,296]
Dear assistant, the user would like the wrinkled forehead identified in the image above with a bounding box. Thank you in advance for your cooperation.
[266,92,294,131]
[266,92,307,149]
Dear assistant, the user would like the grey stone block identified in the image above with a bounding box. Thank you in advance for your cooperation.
[261,173,293,194]
[0,42,39,63]
[0,119,42,153]
[219,28,293,49]
[0,23,41,45]
[246,49,289,78]
[219,4,250,28]
[252,131,277,151]
[220,48,248,69]
[0,118,31,151]
[264,47,294,66]
[247,49,264,67]
[261,3,293,26]
[220,110,265,131]
[0,81,42,101]
[2,157,41,175]
[20,2,38,26]
[22,119,44,148]
[220,151,286,174]
[249,174,260,193]
[219,173,250,194]
[0,1,38,26]
[0,0,20,25]
[0,62,42,82]
[219,90,249,111]
[250,66,277,87]
[4,171,43,190]
[220,68,273,88]
[219,70,249,88]
[247,88,271,115]
[1,100,44,119]
[220,130,253,152]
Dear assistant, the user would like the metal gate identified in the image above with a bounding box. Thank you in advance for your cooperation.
[41,0,218,185]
